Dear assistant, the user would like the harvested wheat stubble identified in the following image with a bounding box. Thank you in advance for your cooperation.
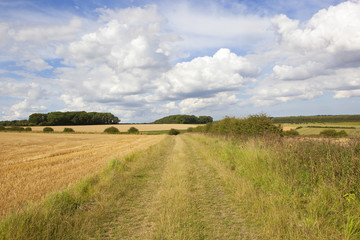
[0,132,165,216]
[29,124,198,133]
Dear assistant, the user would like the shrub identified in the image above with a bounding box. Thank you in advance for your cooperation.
[168,128,180,135]
[43,127,54,132]
[192,114,282,136]
[283,129,299,136]
[127,127,139,134]
[0,125,5,131]
[25,127,32,131]
[337,130,348,137]
[63,128,75,133]
[320,129,348,138]
[104,127,120,134]
[187,127,194,132]
[9,126,25,131]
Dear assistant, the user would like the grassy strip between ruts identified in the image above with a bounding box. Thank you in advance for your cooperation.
[0,137,175,240]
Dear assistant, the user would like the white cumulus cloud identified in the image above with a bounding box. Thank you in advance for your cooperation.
[155,48,260,100]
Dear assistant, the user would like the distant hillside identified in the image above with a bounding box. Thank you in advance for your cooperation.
[272,115,360,124]
[153,115,213,124]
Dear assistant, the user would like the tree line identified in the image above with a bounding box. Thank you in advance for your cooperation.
[272,115,360,124]
[28,111,120,126]
[153,115,213,124]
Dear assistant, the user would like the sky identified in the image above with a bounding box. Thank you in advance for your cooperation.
[0,0,359,122]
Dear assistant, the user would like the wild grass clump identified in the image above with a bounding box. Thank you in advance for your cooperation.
[320,129,348,137]
[127,127,139,134]
[63,128,75,133]
[104,126,120,134]
[43,127,54,132]
[168,128,180,135]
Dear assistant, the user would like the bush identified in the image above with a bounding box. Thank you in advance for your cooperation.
[63,128,75,133]
[168,128,180,135]
[8,126,25,131]
[25,127,32,131]
[43,127,54,133]
[0,125,5,131]
[187,127,194,132]
[283,129,299,136]
[320,129,348,138]
[104,127,120,134]
[192,114,282,136]
[127,127,139,134]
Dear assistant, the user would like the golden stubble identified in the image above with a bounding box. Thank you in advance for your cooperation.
[28,124,198,133]
[0,132,165,216]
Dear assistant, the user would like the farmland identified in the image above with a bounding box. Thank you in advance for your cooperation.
[1,115,360,239]
[282,122,360,136]
[27,124,198,133]
[1,133,359,239]
[0,132,164,216]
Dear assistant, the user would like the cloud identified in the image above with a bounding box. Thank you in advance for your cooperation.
[161,1,272,52]
[0,81,49,119]
[251,0,360,105]
[154,48,260,100]
[178,92,239,114]
[17,58,53,72]
[55,6,177,111]
[10,17,83,43]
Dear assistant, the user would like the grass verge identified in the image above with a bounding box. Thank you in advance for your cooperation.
[188,134,360,239]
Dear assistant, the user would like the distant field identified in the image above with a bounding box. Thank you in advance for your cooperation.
[282,122,360,135]
[28,124,199,133]
[0,132,164,216]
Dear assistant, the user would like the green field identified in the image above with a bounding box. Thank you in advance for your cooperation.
[1,134,360,239]
[282,122,360,136]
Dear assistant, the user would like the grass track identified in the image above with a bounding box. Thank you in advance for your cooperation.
[101,135,253,239]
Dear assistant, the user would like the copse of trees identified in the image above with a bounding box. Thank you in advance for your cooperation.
[153,115,213,124]
[28,111,120,126]
[272,115,360,124]
[191,114,282,136]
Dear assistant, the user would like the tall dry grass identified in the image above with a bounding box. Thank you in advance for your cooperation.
[189,134,360,239]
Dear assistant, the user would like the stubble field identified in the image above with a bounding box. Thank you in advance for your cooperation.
[0,132,165,216]
[28,124,198,133]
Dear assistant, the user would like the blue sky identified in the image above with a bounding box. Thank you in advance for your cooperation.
[0,0,359,122]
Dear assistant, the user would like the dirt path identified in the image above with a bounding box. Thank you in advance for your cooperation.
[98,135,251,240]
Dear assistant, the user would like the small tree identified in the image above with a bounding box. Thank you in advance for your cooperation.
[168,128,180,135]
[127,127,139,134]
[104,126,120,134]
[63,128,75,133]
[43,127,54,133]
